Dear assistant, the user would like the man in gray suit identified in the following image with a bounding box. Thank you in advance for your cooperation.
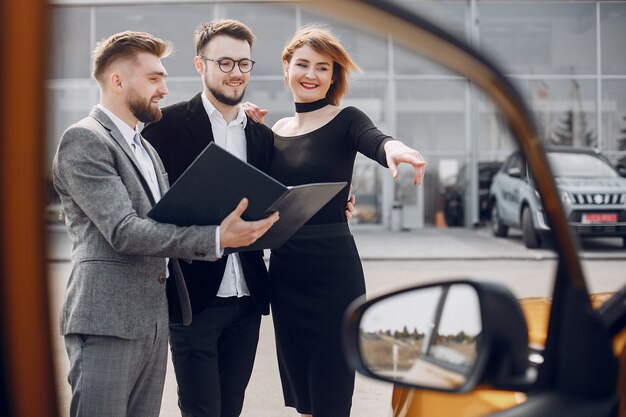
[52,31,278,417]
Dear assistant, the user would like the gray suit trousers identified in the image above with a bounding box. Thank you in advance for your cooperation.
[65,319,168,417]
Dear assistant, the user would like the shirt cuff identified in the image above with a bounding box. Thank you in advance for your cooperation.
[215,226,224,258]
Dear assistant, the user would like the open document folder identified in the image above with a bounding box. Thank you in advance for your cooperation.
[148,142,347,253]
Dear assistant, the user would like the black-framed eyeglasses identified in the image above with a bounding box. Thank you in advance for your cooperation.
[199,56,255,73]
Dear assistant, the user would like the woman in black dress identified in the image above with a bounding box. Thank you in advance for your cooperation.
[246,25,426,417]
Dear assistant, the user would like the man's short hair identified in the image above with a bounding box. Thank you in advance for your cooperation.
[194,19,255,54]
[92,31,172,83]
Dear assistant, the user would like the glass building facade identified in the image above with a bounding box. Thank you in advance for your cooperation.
[47,0,626,229]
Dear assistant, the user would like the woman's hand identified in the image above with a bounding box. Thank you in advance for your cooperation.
[241,101,268,124]
[384,140,426,185]
[345,185,356,221]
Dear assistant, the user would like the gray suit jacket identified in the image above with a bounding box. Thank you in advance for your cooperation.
[53,106,219,339]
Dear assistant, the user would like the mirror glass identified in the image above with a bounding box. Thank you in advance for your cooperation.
[359,283,481,390]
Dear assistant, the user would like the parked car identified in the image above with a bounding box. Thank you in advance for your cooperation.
[327,2,624,417]
[489,147,626,248]
[443,161,502,227]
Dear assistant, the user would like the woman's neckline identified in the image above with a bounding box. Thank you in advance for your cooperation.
[274,107,350,139]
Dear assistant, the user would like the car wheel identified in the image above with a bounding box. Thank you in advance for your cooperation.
[491,202,508,237]
[522,206,541,248]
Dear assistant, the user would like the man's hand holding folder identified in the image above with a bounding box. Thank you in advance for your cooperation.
[148,143,346,253]
[220,198,279,249]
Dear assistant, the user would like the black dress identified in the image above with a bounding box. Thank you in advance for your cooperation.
[268,107,391,417]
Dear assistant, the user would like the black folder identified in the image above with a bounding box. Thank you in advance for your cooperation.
[148,143,347,253]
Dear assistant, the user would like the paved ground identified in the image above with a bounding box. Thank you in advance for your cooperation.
[353,226,625,261]
[47,224,626,263]
[46,225,625,416]
[48,264,394,417]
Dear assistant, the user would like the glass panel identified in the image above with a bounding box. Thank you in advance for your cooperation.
[95,5,215,77]
[394,46,459,76]
[479,79,597,152]
[46,87,97,172]
[396,80,466,152]
[396,80,466,225]
[527,79,597,147]
[477,91,516,158]
[479,4,596,75]
[394,2,467,75]
[344,80,390,225]
[50,7,91,79]
[388,1,467,40]
[601,80,626,156]
[245,80,293,128]
[301,10,388,73]
[219,4,296,76]
[601,3,626,75]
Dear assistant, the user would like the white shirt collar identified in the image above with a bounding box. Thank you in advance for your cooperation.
[97,104,140,148]
[200,92,248,129]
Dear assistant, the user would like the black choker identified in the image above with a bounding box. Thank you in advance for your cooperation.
[295,98,329,113]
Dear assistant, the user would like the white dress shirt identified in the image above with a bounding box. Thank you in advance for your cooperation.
[97,104,175,274]
[201,93,251,298]
[97,104,162,201]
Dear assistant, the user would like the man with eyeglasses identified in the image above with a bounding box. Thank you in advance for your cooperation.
[143,20,273,417]
[53,29,278,417]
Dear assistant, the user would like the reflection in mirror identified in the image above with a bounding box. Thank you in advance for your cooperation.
[359,284,481,390]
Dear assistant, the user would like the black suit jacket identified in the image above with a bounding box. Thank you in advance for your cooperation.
[143,93,274,316]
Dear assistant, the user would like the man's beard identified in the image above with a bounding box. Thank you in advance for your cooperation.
[127,88,163,123]
[206,79,246,106]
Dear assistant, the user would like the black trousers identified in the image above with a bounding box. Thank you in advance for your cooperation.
[169,296,261,417]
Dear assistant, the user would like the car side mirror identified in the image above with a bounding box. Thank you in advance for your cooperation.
[617,165,626,178]
[342,280,533,392]
[507,166,522,178]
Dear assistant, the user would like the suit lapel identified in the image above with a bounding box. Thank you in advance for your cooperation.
[187,93,215,152]
[91,107,137,165]
[90,107,157,206]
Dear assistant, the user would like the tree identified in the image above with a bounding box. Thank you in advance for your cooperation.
[550,110,574,145]
[548,80,596,147]
[411,328,424,340]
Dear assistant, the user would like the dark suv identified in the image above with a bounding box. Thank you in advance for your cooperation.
[443,161,502,227]
[489,147,626,248]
